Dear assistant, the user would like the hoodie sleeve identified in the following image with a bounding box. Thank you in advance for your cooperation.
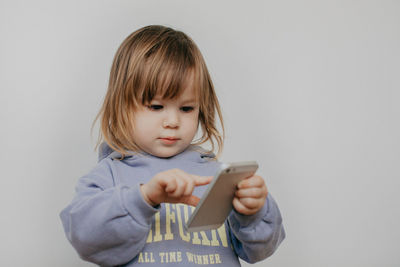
[59,159,159,266]
[227,193,285,263]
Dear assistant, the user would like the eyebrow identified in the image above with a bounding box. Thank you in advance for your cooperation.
[150,96,198,104]
[180,99,198,105]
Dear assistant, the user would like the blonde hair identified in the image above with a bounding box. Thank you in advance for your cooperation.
[93,25,224,158]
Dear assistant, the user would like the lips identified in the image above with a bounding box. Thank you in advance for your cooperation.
[159,137,180,145]
[160,137,179,141]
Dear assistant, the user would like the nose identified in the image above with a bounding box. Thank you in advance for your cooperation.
[163,109,179,128]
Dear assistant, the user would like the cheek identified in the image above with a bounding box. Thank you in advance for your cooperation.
[186,114,199,133]
[133,113,159,136]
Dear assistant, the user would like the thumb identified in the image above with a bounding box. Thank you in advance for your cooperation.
[181,195,201,207]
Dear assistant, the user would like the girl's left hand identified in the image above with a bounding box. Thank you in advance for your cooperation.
[233,175,268,215]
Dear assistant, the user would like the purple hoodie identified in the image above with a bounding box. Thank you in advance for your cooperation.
[60,143,285,266]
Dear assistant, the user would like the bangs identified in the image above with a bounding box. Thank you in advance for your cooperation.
[137,35,200,104]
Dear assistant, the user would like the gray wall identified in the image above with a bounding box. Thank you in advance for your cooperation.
[1,0,399,266]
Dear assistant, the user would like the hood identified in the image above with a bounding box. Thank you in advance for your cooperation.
[98,142,121,162]
[98,142,216,163]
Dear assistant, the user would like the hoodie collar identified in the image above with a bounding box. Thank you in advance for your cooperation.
[98,142,216,163]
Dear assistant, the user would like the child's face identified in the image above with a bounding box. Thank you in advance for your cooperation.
[132,85,199,158]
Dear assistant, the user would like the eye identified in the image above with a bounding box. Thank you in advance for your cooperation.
[180,106,194,112]
[148,105,163,111]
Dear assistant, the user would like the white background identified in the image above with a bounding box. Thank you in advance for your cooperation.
[1,0,399,266]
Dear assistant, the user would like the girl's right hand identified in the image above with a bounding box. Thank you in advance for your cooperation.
[140,169,212,207]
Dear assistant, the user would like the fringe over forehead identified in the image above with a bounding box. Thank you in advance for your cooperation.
[114,25,203,107]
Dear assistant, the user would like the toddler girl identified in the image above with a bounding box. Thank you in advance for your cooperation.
[60,25,285,266]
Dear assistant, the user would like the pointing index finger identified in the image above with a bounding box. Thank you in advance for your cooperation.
[192,175,213,186]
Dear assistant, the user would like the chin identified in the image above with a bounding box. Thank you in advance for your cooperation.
[154,146,186,158]
[150,148,176,158]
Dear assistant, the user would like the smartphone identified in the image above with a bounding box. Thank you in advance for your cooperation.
[185,161,259,232]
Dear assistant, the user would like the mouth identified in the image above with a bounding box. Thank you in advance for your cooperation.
[159,137,180,145]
